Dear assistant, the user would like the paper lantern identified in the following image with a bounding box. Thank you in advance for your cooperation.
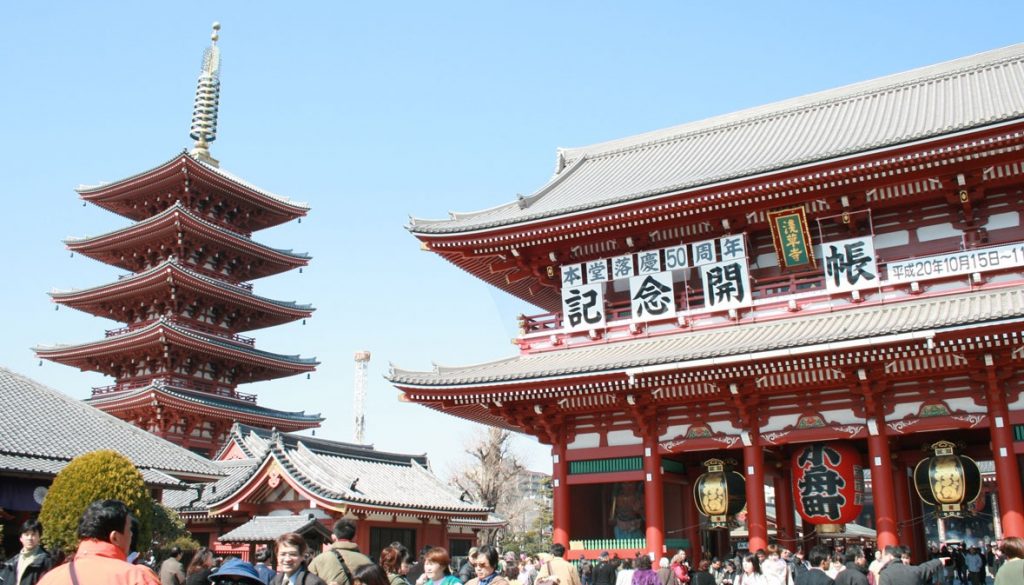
[694,458,746,528]
[791,442,864,534]
[914,440,981,518]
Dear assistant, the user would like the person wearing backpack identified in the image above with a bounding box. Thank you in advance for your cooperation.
[308,519,372,585]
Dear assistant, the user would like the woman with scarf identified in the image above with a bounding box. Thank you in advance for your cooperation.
[465,546,509,585]
[632,556,660,585]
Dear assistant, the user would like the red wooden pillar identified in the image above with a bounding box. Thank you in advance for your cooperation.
[772,464,796,547]
[552,443,571,548]
[867,418,898,550]
[891,461,911,552]
[643,433,666,557]
[684,468,702,560]
[986,357,1024,537]
[743,433,768,552]
[356,513,370,551]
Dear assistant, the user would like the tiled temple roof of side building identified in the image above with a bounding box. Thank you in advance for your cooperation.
[409,44,1024,235]
[218,514,333,543]
[173,425,491,516]
[0,367,223,483]
[87,386,323,425]
[389,286,1024,387]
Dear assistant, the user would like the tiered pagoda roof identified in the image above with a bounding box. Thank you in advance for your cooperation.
[50,259,313,331]
[37,26,320,455]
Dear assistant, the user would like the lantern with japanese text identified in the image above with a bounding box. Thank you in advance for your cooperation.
[791,442,864,534]
[914,440,981,518]
[694,458,746,529]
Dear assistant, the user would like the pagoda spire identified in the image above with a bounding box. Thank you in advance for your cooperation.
[189,22,222,167]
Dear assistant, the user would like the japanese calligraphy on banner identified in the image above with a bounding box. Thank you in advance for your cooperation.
[611,255,635,280]
[887,242,1024,284]
[823,236,878,293]
[791,442,864,527]
[630,272,676,322]
[768,207,816,269]
[560,264,583,287]
[561,283,606,330]
[700,259,751,310]
[586,259,610,283]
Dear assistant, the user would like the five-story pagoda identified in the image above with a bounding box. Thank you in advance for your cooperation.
[36,24,321,456]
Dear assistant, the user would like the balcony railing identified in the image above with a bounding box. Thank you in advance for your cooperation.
[92,376,257,403]
[104,318,256,346]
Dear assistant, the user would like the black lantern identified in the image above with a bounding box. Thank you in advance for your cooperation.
[913,440,982,518]
[694,458,746,528]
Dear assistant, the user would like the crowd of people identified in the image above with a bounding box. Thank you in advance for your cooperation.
[4,502,1024,585]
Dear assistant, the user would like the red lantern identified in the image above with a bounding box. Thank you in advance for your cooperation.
[791,442,864,534]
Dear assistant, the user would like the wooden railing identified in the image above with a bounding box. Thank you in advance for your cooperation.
[92,376,257,402]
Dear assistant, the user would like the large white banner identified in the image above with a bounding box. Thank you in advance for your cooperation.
[630,272,676,322]
[887,242,1024,284]
[700,259,752,310]
[561,283,606,330]
[823,236,879,293]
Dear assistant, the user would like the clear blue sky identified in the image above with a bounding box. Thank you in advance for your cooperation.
[2,1,1023,475]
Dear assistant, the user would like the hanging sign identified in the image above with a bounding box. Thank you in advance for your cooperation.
[823,236,878,293]
[768,207,816,269]
[887,242,1024,284]
[694,459,746,529]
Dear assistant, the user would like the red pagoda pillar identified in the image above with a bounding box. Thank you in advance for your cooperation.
[552,443,571,548]
[643,433,665,556]
[986,356,1024,537]
[867,416,898,550]
[683,471,702,560]
[772,464,797,547]
[743,432,769,552]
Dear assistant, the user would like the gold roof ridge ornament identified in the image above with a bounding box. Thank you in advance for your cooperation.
[189,22,222,167]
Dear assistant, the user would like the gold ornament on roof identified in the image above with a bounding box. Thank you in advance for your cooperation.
[189,22,222,167]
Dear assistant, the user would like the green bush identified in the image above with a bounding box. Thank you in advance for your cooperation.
[39,450,154,554]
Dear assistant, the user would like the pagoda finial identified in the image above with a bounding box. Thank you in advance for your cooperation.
[189,22,222,167]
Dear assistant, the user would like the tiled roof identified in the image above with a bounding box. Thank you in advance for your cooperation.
[51,259,314,313]
[410,44,1024,234]
[163,459,261,511]
[36,318,319,368]
[218,514,331,543]
[389,286,1024,386]
[65,201,311,261]
[77,152,310,211]
[86,386,323,424]
[0,367,223,481]
[190,427,491,516]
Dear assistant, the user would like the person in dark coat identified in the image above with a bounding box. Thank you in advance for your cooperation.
[795,546,833,585]
[833,546,868,585]
[689,561,716,585]
[0,519,54,585]
[877,546,946,585]
[593,553,617,585]
[209,559,266,585]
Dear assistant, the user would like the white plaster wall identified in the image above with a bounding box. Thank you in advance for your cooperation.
[887,401,923,420]
[760,413,800,433]
[874,230,910,249]
[820,409,862,425]
[607,430,643,446]
[708,420,740,434]
[568,433,601,449]
[660,424,690,440]
[987,211,1020,230]
[945,396,985,413]
[917,223,960,242]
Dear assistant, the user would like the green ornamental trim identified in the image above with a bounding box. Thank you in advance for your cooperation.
[568,457,684,475]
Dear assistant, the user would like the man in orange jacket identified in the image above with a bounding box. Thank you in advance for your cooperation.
[38,500,160,585]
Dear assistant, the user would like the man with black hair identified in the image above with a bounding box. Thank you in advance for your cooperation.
[0,519,53,585]
[307,519,371,585]
[36,499,160,585]
[253,548,276,585]
[159,547,186,585]
[877,545,946,585]
[833,546,868,585]
[796,546,834,585]
[536,544,580,585]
